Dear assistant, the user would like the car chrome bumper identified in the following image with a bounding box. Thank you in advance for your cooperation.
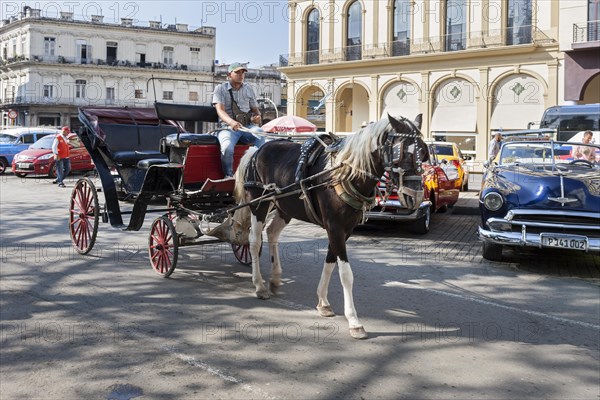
[365,201,432,222]
[479,225,600,252]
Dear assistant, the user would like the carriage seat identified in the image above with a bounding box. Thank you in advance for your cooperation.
[163,133,219,148]
[98,122,177,165]
[137,158,171,170]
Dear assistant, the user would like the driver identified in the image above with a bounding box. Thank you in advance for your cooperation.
[574,131,595,162]
[212,62,265,178]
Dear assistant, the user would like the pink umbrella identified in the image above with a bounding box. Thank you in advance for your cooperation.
[262,115,317,133]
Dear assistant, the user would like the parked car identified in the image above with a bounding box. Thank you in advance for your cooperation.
[0,127,60,174]
[426,141,470,191]
[365,143,461,233]
[479,140,600,261]
[11,133,95,178]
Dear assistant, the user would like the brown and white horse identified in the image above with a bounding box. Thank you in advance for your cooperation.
[233,114,429,339]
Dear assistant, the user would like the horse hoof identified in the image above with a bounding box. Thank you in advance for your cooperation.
[269,281,281,294]
[256,290,270,300]
[349,327,368,340]
[317,305,335,317]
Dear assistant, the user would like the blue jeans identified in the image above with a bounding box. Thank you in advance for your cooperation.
[55,158,71,184]
[217,125,266,177]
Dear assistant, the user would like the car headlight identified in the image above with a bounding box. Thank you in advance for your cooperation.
[483,192,504,211]
[37,153,54,160]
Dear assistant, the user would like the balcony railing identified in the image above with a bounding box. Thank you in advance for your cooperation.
[0,95,211,108]
[0,54,213,73]
[573,20,600,43]
[280,26,553,67]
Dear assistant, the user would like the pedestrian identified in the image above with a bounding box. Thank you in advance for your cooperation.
[52,126,72,187]
[574,130,595,162]
[488,132,503,161]
[212,62,265,178]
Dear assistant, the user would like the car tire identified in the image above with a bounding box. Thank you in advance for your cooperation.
[15,172,27,178]
[0,158,7,175]
[411,205,431,234]
[482,241,503,261]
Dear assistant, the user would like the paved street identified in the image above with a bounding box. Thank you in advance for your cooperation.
[1,173,599,399]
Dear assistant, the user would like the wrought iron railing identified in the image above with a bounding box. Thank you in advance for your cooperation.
[573,20,600,43]
[279,26,554,68]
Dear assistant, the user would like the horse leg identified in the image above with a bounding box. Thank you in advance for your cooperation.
[316,246,336,317]
[265,212,289,294]
[327,233,368,340]
[249,213,269,299]
[337,258,367,339]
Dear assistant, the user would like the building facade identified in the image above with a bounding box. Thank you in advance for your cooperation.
[281,0,599,161]
[0,8,217,130]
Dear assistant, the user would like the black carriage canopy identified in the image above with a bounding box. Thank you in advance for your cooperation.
[79,106,183,142]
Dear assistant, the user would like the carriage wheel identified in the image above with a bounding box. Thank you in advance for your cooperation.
[69,177,99,254]
[232,242,262,266]
[148,215,178,277]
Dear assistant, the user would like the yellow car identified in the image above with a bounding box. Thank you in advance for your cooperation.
[426,141,470,191]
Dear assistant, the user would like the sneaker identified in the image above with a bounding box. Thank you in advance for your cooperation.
[52,180,58,184]
[58,183,66,188]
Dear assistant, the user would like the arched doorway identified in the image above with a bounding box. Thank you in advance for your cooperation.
[582,73,600,104]
[335,84,369,133]
[298,85,327,131]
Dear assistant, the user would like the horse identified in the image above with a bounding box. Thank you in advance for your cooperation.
[232,113,429,339]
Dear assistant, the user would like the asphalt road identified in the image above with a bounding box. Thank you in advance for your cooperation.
[1,173,599,399]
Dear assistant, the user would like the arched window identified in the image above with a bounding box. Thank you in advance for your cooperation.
[507,0,532,45]
[445,0,466,51]
[346,1,362,61]
[306,8,320,64]
[392,0,411,56]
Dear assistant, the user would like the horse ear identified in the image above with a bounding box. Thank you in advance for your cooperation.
[414,114,423,130]
[387,113,405,133]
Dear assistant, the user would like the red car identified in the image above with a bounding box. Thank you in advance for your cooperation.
[11,134,95,178]
[365,143,460,233]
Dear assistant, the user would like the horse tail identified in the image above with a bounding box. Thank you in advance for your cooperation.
[233,147,258,203]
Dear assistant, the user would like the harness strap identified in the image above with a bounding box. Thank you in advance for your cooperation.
[333,180,376,211]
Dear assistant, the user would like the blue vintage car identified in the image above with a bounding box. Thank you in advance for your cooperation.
[0,127,60,174]
[478,140,600,261]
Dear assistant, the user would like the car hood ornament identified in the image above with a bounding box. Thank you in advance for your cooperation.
[548,173,578,206]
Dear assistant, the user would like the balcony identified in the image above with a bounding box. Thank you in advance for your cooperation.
[572,20,600,49]
[279,26,553,67]
[0,54,213,73]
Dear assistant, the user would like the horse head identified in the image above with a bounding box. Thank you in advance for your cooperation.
[385,113,430,188]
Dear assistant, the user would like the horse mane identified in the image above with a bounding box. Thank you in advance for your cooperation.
[331,118,392,181]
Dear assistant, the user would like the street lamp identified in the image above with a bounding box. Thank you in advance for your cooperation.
[257,97,278,119]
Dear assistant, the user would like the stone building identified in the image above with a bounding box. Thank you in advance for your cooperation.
[0,8,217,130]
[281,0,599,161]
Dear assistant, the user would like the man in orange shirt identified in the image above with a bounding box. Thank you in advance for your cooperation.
[52,126,72,187]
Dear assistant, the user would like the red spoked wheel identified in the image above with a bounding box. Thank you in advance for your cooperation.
[69,177,99,255]
[148,215,178,277]
[232,242,262,266]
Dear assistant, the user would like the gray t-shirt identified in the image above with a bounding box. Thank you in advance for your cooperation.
[212,81,258,119]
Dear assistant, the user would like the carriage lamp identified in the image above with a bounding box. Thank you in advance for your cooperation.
[483,192,504,211]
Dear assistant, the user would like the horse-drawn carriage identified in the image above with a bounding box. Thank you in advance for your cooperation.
[70,102,256,275]
[69,101,429,339]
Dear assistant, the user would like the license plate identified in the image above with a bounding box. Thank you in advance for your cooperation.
[540,234,588,251]
[17,163,31,169]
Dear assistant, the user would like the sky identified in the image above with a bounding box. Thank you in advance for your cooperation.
[2,0,291,67]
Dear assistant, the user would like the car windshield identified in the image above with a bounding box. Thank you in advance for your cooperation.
[499,141,600,165]
[432,145,454,156]
[0,134,17,143]
[30,135,56,149]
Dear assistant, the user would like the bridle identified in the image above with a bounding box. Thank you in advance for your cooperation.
[381,117,425,190]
